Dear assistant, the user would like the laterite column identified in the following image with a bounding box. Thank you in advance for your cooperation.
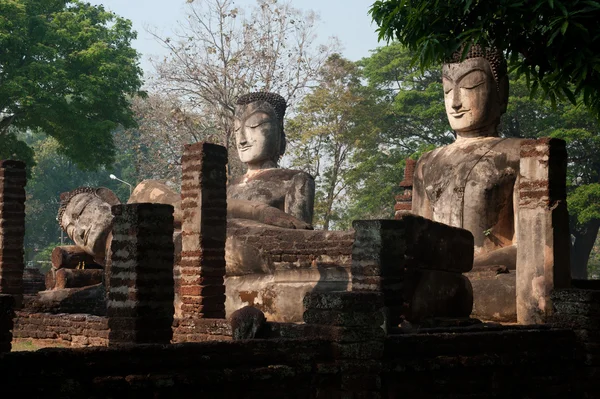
[517,138,571,324]
[107,203,175,345]
[176,142,228,319]
[0,160,26,307]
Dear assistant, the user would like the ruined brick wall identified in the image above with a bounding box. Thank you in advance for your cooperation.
[227,219,354,271]
[3,317,593,397]
[171,317,231,342]
[12,311,108,347]
[0,160,27,306]
[384,327,582,398]
[0,339,333,397]
[551,288,600,397]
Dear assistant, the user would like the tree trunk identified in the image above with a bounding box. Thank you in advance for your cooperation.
[571,220,600,279]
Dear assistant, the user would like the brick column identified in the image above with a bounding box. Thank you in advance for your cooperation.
[176,142,228,319]
[517,138,571,324]
[0,160,26,307]
[107,204,175,346]
[0,294,15,353]
[394,158,415,219]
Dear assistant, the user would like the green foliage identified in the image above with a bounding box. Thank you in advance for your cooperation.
[370,0,600,119]
[0,129,35,174]
[0,0,144,169]
[32,241,59,273]
[569,184,600,225]
[286,54,384,229]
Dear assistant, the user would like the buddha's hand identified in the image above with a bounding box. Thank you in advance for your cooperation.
[227,199,313,230]
[260,206,313,230]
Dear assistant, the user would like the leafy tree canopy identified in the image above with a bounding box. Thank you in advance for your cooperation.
[369,0,600,118]
[0,0,144,169]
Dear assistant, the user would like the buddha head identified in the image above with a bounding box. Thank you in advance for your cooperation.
[58,187,120,259]
[234,92,287,170]
[442,45,508,137]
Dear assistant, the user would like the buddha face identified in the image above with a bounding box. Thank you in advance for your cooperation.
[442,57,504,135]
[60,193,114,258]
[234,101,282,168]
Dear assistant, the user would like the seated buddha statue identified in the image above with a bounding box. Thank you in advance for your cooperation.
[412,45,523,271]
[411,46,524,320]
[227,92,315,229]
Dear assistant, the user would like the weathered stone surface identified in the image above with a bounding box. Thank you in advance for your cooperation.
[467,267,517,322]
[58,187,120,264]
[229,92,315,227]
[128,180,183,228]
[351,216,474,278]
[230,306,266,340]
[517,138,571,324]
[25,284,106,315]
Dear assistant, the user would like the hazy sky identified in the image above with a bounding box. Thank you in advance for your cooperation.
[86,0,383,77]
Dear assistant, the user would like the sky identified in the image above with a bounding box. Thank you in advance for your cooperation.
[86,0,383,78]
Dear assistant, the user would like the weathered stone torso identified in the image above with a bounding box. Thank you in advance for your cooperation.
[413,137,524,255]
[228,168,315,224]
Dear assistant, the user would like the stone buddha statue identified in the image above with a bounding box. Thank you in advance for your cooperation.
[227,92,315,228]
[58,187,121,265]
[412,45,523,272]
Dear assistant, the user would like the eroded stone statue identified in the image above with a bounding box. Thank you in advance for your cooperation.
[227,92,315,229]
[58,187,121,264]
[412,45,523,320]
[413,45,522,269]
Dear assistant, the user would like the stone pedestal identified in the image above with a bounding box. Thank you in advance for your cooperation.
[0,160,26,308]
[517,138,571,324]
[0,294,15,353]
[107,204,174,346]
[351,215,474,326]
[176,142,228,319]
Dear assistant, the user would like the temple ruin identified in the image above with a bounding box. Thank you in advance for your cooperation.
[0,78,598,397]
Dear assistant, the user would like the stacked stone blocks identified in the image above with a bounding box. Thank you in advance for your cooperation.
[107,203,175,345]
[0,294,15,353]
[177,142,228,319]
[351,216,474,325]
[0,160,26,306]
[517,138,571,324]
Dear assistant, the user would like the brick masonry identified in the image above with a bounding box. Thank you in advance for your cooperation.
[177,142,228,319]
[107,203,175,345]
[0,160,27,307]
[395,158,415,219]
[13,311,108,347]
[551,288,600,397]
[0,294,15,353]
[517,138,571,324]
